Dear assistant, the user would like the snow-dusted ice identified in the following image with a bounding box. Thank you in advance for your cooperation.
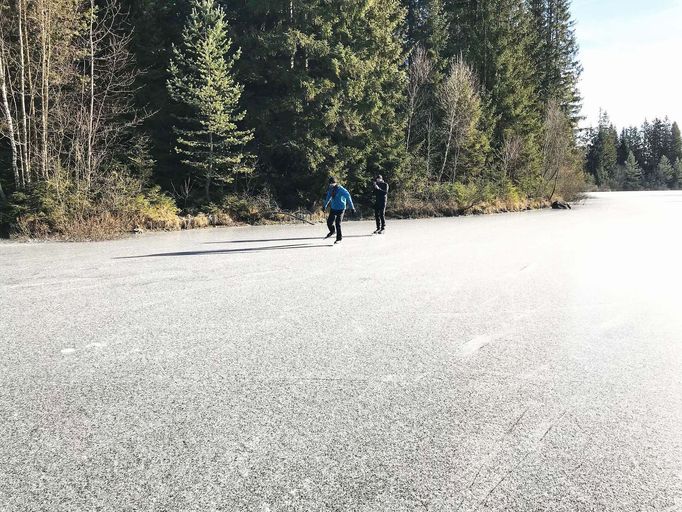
[1,192,681,511]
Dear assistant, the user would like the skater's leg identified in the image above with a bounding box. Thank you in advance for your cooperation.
[327,210,336,235]
[335,209,344,241]
[375,207,381,231]
[379,204,386,230]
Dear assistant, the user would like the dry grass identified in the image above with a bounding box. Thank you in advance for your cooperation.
[9,177,181,241]
[386,181,552,219]
[14,207,182,241]
[8,172,583,241]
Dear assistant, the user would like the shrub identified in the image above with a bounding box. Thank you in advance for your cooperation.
[131,186,182,231]
[387,178,550,218]
[181,213,210,230]
[220,189,278,224]
[554,168,588,202]
[8,172,180,240]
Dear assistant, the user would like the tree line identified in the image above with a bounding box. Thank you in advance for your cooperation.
[584,113,682,191]
[0,0,586,237]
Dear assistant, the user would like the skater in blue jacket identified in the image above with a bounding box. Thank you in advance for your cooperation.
[323,177,355,244]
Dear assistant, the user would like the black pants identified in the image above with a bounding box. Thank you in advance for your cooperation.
[375,202,386,230]
[327,209,345,240]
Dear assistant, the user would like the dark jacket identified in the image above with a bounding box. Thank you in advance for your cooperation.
[373,181,389,206]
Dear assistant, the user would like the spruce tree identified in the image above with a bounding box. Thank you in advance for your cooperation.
[623,151,643,191]
[121,0,191,188]
[447,0,543,189]
[673,159,682,190]
[232,0,407,206]
[617,128,629,166]
[406,0,449,70]
[585,111,618,187]
[641,118,669,177]
[670,122,682,163]
[424,0,449,69]
[655,155,674,189]
[528,0,582,122]
[617,127,642,166]
[406,0,419,45]
[167,0,254,201]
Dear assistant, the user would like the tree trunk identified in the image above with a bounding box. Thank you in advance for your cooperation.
[451,146,461,183]
[0,49,21,188]
[17,0,31,186]
[549,169,559,201]
[40,0,50,180]
[206,132,214,201]
[426,112,433,178]
[439,114,456,181]
[87,0,96,187]
[289,0,295,69]
[406,108,413,153]
[24,0,37,181]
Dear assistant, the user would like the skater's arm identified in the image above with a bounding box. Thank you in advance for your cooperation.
[323,188,332,209]
[344,189,355,211]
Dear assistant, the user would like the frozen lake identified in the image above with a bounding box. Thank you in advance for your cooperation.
[1,191,681,511]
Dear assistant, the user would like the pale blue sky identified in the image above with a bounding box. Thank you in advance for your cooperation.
[572,0,682,128]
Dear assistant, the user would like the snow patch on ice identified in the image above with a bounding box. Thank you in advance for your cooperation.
[460,335,491,356]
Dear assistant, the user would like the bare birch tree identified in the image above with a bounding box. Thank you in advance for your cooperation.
[540,99,578,200]
[76,0,145,187]
[498,134,524,181]
[0,33,20,192]
[437,57,481,182]
[0,0,145,195]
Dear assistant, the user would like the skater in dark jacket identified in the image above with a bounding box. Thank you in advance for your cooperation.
[372,175,389,234]
[323,177,355,244]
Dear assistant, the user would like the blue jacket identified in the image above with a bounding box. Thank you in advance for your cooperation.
[324,185,355,211]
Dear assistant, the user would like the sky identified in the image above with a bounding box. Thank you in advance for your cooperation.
[572,0,682,129]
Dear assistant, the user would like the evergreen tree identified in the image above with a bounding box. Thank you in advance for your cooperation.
[641,118,669,177]
[121,0,192,189]
[673,159,682,190]
[447,0,543,188]
[670,122,682,163]
[405,0,449,70]
[591,118,682,191]
[423,0,449,69]
[617,128,629,166]
[167,0,254,201]
[528,0,582,122]
[232,0,407,206]
[406,0,419,45]
[622,151,643,191]
[617,127,643,166]
[585,111,617,187]
[655,155,674,189]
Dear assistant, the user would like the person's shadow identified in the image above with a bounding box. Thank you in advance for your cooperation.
[116,243,329,259]
[203,235,372,245]
[115,235,372,259]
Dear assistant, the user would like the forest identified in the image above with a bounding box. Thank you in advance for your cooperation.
[0,0,589,238]
[584,113,682,191]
